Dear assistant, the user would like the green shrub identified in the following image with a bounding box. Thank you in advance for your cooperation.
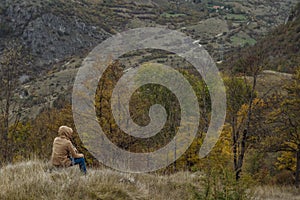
[194,167,255,200]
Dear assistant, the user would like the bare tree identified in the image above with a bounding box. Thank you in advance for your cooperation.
[0,40,29,163]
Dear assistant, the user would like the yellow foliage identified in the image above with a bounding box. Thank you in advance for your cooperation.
[276,152,296,171]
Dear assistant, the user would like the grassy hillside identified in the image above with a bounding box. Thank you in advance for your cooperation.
[0,160,300,200]
[0,160,228,200]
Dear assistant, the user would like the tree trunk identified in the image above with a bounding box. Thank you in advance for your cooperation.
[295,149,300,188]
[235,70,257,181]
[235,129,248,181]
[232,117,238,179]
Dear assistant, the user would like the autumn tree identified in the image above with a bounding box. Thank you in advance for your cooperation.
[225,76,251,180]
[225,49,265,180]
[265,68,300,187]
[94,61,211,172]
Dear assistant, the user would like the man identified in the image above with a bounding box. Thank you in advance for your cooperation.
[51,126,87,174]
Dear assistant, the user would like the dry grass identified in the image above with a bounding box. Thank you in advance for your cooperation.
[0,161,203,200]
[253,185,300,200]
[1,161,299,200]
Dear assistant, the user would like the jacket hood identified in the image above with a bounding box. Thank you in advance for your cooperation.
[58,126,73,139]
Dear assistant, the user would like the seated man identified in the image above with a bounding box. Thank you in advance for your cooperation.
[51,125,87,174]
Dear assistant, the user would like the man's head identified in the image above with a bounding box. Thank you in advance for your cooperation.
[58,126,73,139]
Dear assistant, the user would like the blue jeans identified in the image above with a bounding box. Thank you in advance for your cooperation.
[70,157,87,174]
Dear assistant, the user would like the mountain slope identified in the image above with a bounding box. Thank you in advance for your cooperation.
[0,0,298,119]
[224,3,300,73]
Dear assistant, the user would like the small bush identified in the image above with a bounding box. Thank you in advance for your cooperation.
[195,167,255,200]
[271,170,295,185]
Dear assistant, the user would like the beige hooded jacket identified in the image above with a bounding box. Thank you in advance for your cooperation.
[50,126,83,167]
